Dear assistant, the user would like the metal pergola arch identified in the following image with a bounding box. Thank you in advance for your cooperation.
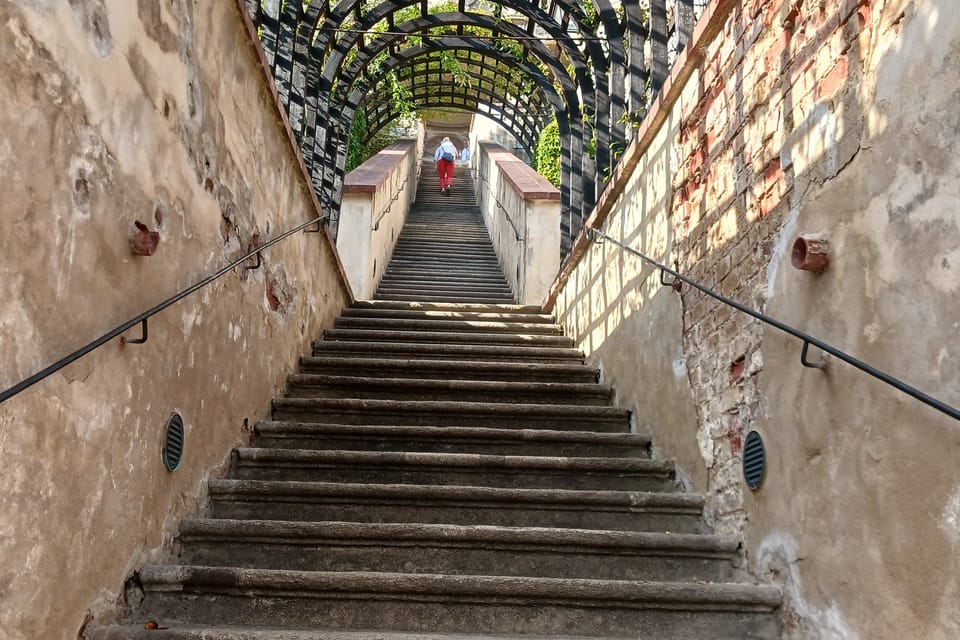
[336,36,584,233]
[243,0,706,258]
[363,59,553,150]
[329,25,589,220]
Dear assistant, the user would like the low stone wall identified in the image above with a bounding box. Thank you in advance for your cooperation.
[0,2,350,639]
[476,143,560,305]
[549,0,960,637]
[339,140,420,299]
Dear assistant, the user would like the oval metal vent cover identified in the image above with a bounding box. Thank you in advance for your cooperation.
[162,413,185,472]
[742,430,766,491]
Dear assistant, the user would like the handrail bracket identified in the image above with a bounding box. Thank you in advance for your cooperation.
[122,319,149,345]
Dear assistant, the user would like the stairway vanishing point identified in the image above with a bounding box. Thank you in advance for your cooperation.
[87,164,782,639]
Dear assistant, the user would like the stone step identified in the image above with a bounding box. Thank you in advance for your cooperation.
[253,422,651,457]
[375,285,515,298]
[311,340,584,363]
[333,317,562,335]
[284,374,614,406]
[322,328,574,348]
[270,398,630,430]
[228,448,673,491]
[348,301,542,314]
[386,255,501,266]
[298,356,598,382]
[376,275,511,286]
[130,566,781,637]
[380,270,508,283]
[339,307,555,324]
[207,480,702,531]
[373,293,517,304]
[88,626,634,640]
[177,518,740,581]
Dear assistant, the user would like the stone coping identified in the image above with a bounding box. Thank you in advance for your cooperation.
[480,142,560,201]
[344,140,417,193]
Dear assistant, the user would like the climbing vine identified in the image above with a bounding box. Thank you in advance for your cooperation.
[534,118,561,188]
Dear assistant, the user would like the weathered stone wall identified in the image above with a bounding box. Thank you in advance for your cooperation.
[552,0,960,636]
[0,2,350,639]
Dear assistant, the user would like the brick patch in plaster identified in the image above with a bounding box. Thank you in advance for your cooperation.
[756,532,856,639]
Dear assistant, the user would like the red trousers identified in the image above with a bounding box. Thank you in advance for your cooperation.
[437,158,455,189]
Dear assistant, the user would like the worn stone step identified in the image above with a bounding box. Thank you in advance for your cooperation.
[253,423,651,457]
[88,626,634,640]
[374,289,516,301]
[208,480,701,531]
[271,398,630,430]
[348,301,542,314]
[177,519,740,581]
[339,308,554,324]
[376,278,508,290]
[298,357,598,383]
[374,293,517,304]
[390,243,496,254]
[285,374,614,406]
[228,448,673,491]
[130,566,781,637]
[333,317,562,335]
[322,328,573,348]
[380,271,508,284]
[385,257,502,269]
[311,340,584,363]
[377,277,510,289]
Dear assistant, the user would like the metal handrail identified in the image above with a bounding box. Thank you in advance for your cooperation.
[587,227,960,422]
[0,215,327,405]
[370,175,409,231]
[472,166,524,241]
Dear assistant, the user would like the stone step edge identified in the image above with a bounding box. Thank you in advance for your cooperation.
[271,398,630,420]
[322,329,573,345]
[86,625,634,640]
[311,341,584,360]
[254,422,650,448]
[207,480,701,511]
[298,357,598,378]
[232,448,672,475]
[285,374,614,398]
[349,301,543,313]
[339,309,555,322]
[333,319,563,334]
[136,566,782,610]
[179,518,737,557]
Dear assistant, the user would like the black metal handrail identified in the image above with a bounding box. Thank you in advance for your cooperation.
[0,215,326,405]
[472,166,524,242]
[587,227,960,422]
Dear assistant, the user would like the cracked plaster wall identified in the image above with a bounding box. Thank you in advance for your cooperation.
[0,1,349,639]
[553,0,960,637]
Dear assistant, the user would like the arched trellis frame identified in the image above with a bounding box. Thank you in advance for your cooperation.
[243,0,706,258]
[340,37,581,241]
[362,57,553,151]
[328,27,588,230]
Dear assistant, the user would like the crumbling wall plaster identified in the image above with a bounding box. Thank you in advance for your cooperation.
[0,2,349,639]
[552,0,960,637]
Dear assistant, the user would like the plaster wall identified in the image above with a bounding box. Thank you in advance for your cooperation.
[551,0,960,637]
[477,143,560,305]
[0,2,350,639]
[339,140,418,299]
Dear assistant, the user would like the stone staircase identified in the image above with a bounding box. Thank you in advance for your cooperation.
[87,164,781,639]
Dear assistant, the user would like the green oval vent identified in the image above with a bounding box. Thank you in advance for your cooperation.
[162,413,185,472]
[742,430,766,491]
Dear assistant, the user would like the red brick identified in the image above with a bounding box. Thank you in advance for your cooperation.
[817,55,848,99]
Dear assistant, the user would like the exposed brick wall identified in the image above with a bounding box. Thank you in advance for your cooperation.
[671,0,876,533]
